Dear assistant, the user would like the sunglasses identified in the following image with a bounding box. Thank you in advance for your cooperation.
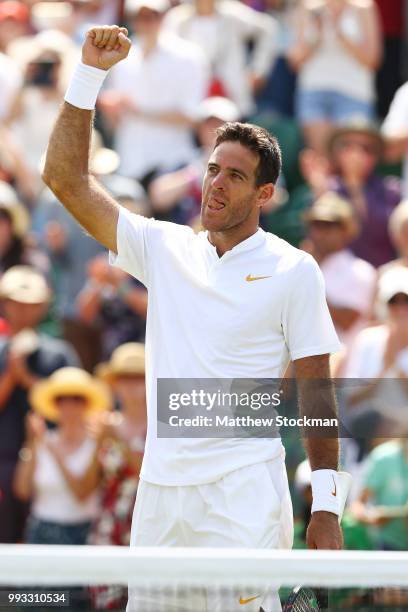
[388,294,408,306]
[336,139,379,156]
[309,219,344,230]
[54,394,88,404]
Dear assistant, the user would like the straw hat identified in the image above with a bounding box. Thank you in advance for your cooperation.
[0,266,51,304]
[0,181,30,238]
[30,367,112,422]
[96,343,145,383]
[304,192,359,240]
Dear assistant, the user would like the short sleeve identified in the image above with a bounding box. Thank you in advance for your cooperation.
[282,255,340,361]
[382,84,408,136]
[109,207,152,287]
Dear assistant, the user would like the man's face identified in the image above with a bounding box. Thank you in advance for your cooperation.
[131,8,162,38]
[308,220,349,255]
[2,299,47,329]
[333,134,379,179]
[201,141,268,232]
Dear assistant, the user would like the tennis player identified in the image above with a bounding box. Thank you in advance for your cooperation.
[43,25,344,612]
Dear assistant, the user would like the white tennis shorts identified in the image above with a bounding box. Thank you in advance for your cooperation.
[127,454,293,612]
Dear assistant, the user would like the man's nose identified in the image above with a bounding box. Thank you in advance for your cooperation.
[211,171,226,189]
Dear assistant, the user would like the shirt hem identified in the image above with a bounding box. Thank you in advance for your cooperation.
[139,444,285,486]
[290,343,341,361]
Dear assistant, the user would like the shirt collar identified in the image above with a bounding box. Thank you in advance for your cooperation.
[202,227,265,260]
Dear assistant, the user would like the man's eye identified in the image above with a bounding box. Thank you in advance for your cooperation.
[208,166,217,174]
[231,173,243,180]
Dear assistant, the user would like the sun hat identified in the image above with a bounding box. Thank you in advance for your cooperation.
[0,181,30,238]
[125,0,170,15]
[303,192,359,239]
[96,343,145,383]
[378,267,408,305]
[196,97,240,124]
[0,266,51,304]
[30,367,112,422]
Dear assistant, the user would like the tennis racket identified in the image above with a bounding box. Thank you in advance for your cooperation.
[282,471,352,612]
[282,585,321,611]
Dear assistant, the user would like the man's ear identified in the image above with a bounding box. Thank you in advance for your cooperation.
[256,183,275,209]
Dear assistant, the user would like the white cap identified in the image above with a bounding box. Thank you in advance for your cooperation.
[125,0,170,14]
[378,267,408,304]
[196,97,240,123]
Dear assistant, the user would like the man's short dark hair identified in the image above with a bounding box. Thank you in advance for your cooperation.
[214,122,282,186]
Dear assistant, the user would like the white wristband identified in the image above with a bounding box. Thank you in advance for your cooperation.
[311,469,340,516]
[64,61,108,110]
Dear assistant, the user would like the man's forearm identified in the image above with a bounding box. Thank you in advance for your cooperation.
[299,378,339,470]
[294,355,339,470]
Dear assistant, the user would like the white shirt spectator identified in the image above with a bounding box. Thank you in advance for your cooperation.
[320,249,376,347]
[107,33,208,180]
[382,82,408,199]
[32,434,99,523]
[0,51,21,121]
[346,325,408,378]
[164,0,277,116]
[298,3,375,103]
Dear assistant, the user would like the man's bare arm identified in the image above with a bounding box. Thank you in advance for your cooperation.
[294,354,342,550]
[42,26,131,254]
[294,353,339,471]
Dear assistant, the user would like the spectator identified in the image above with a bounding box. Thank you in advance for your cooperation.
[99,0,208,187]
[287,0,382,152]
[76,254,147,360]
[0,266,79,542]
[5,32,72,197]
[0,3,25,124]
[382,80,408,199]
[379,201,408,278]
[89,342,146,610]
[257,0,297,117]
[149,96,240,225]
[164,0,278,117]
[0,1,30,53]
[346,267,408,378]
[13,367,111,546]
[351,437,408,551]
[301,192,376,348]
[302,120,400,267]
[0,181,40,275]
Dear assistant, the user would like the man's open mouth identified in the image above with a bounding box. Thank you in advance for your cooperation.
[208,197,226,211]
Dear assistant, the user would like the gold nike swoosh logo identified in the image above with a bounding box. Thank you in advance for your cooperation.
[245,274,272,282]
[331,474,337,497]
[239,595,260,604]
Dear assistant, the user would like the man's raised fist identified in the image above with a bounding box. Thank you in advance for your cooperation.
[82,25,131,71]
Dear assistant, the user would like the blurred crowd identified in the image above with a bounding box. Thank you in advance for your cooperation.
[0,0,408,608]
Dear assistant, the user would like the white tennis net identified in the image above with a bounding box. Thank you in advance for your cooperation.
[0,546,408,611]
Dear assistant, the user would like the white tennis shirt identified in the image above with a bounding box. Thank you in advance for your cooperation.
[110,208,340,485]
